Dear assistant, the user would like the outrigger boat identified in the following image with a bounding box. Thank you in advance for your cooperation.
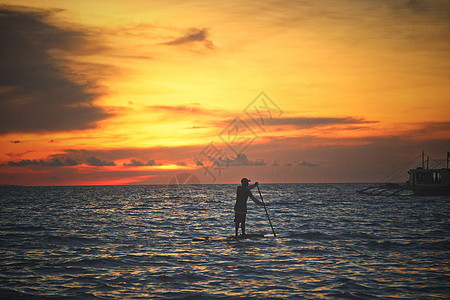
[358,151,450,196]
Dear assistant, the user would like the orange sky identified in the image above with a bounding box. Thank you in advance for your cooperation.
[1,0,449,185]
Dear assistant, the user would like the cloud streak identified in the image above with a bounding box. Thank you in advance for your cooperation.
[6,153,115,167]
[298,160,320,167]
[147,104,210,115]
[162,28,215,49]
[266,116,377,128]
[0,5,111,134]
[213,153,265,167]
[86,156,116,167]
[123,159,156,167]
[8,157,80,167]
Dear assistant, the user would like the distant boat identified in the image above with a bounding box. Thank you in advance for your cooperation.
[358,151,450,196]
[406,152,450,196]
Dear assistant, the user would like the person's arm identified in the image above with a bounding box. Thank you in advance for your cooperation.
[248,182,258,190]
[249,191,264,206]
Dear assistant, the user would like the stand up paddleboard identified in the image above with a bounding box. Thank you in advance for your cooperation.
[193,234,264,242]
[227,233,264,240]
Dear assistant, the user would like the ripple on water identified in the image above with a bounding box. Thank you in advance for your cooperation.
[0,184,449,299]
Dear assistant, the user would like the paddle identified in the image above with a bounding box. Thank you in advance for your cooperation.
[256,184,276,237]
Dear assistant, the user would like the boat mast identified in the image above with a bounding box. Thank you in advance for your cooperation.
[422,151,425,168]
[447,151,449,169]
[421,151,430,169]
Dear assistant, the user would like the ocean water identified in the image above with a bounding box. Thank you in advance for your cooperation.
[0,184,448,299]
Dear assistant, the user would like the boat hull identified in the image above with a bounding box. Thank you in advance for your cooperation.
[412,186,450,196]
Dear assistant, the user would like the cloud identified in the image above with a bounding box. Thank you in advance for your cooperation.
[17,146,203,165]
[86,156,116,167]
[147,104,208,115]
[5,150,35,159]
[213,153,265,167]
[6,151,123,168]
[7,157,80,167]
[123,159,156,167]
[162,28,215,49]
[267,116,377,128]
[215,116,378,134]
[391,0,450,17]
[298,160,320,167]
[59,147,200,162]
[406,121,450,137]
[0,5,112,134]
[176,161,187,166]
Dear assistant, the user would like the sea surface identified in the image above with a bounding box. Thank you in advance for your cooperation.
[0,184,448,299]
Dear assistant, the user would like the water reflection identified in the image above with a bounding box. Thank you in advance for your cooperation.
[0,184,448,298]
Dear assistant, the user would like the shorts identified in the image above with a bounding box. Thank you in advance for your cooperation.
[234,213,246,224]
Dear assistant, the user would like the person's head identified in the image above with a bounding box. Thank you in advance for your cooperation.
[241,178,250,187]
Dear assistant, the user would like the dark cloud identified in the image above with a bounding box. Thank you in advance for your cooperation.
[10,140,20,143]
[59,145,205,162]
[298,160,320,167]
[163,28,215,49]
[86,156,115,167]
[7,160,32,167]
[215,116,377,133]
[393,0,450,17]
[407,121,450,137]
[123,159,156,167]
[267,117,377,128]
[0,5,111,134]
[213,153,265,167]
[62,148,163,162]
[7,157,80,167]
[6,151,115,167]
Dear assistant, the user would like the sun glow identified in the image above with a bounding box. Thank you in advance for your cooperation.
[1,1,449,185]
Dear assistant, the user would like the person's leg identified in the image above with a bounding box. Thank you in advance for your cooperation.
[234,213,239,236]
[241,220,246,235]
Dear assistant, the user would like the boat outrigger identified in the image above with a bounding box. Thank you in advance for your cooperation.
[358,151,450,196]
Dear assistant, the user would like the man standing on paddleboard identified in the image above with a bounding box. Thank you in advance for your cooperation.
[234,178,265,236]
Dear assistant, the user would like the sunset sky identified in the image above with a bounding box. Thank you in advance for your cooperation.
[1,0,449,186]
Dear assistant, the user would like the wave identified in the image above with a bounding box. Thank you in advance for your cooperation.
[367,239,449,251]
[366,239,415,249]
[1,225,50,232]
[45,234,97,244]
[65,257,121,268]
[286,231,334,240]
[0,288,55,300]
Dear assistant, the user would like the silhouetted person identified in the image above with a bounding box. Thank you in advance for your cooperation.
[234,178,264,236]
